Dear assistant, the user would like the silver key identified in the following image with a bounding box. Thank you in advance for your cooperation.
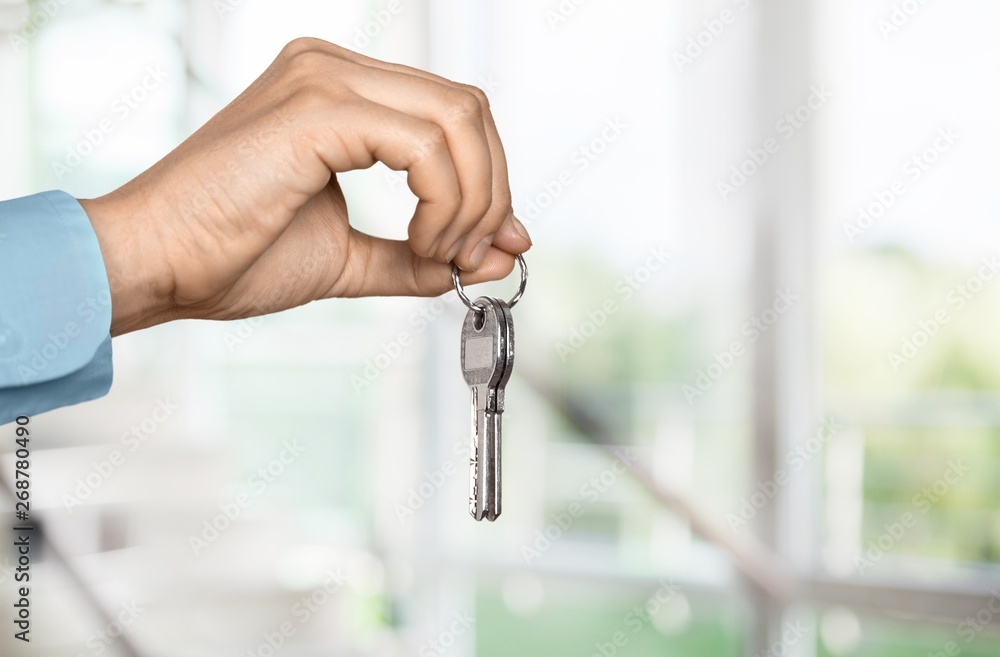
[461,296,514,521]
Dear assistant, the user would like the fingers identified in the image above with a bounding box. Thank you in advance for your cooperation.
[300,97,466,257]
[279,38,530,270]
[341,69,495,266]
[335,230,516,298]
[493,214,533,255]
[341,50,528,269]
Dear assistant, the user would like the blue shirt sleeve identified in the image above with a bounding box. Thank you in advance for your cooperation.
[0,191,113,425]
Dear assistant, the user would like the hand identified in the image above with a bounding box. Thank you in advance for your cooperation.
[79,37,532,336]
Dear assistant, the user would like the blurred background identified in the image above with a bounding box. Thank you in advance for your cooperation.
[1,0,998,655]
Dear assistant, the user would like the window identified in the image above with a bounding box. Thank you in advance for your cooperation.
[1,1,996,655]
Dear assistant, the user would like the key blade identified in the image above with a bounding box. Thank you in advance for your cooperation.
[476,404,491,520]
[485,298,511,521]
[472,407,501,521]
[460,298,510,522]
[486,409,502,520]
[470,398,494,521]
[469,387,481,519]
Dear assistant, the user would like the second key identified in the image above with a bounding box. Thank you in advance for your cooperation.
[461,296,514,521]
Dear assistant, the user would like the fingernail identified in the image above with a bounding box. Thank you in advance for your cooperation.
[470,236,492,270]
[511,215,532,245]
[444,239,463,264]
[427,236,443,259]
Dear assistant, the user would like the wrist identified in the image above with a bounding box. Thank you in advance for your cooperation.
[79,192,176,335]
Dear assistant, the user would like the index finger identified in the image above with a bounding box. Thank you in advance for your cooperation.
[325,44,529,269]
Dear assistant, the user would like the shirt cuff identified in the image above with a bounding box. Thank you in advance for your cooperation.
[0,190,113,389]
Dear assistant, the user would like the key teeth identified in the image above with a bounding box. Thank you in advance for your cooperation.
[470,507,499,522]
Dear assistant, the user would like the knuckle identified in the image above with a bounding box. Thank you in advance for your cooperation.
[280,37,327,60]
[444,88,483,124]
[280,42,341,82]
[458,83,491,109]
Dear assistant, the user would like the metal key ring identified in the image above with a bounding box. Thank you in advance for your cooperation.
[453,254,528,312]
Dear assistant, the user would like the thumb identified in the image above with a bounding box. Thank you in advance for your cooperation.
[335,231,516,298]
